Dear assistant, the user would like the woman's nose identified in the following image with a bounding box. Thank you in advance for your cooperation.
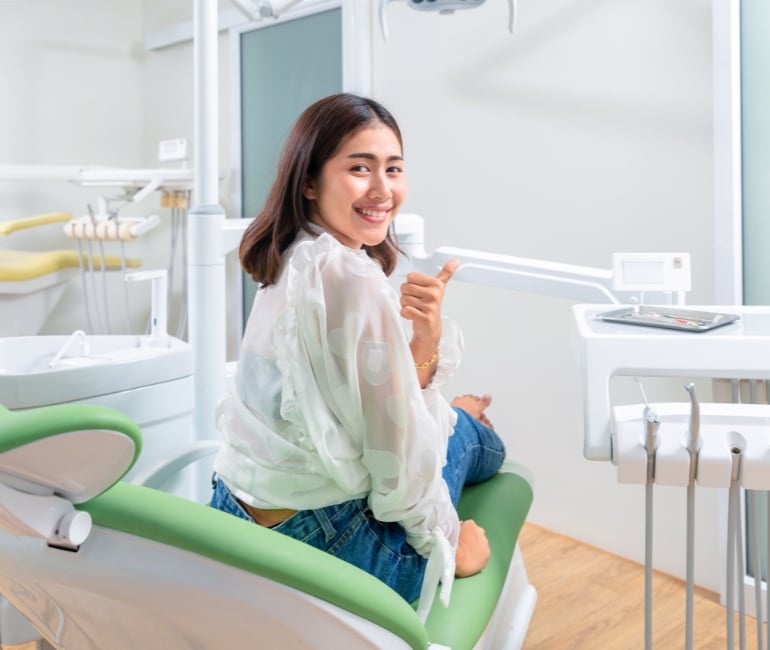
[368,171,390,200]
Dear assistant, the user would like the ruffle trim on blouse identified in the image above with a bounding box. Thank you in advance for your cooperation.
[430,317,464,388]
[415,528,456,621]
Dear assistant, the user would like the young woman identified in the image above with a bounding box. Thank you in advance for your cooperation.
[210,93,506,617]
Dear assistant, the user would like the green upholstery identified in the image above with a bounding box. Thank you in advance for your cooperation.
[79,483,431,650]
[0,403,142,459]
[80,469,533,650]
[425,469,533,649]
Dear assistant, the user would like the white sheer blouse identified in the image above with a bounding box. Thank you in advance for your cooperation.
[214,228,463,615]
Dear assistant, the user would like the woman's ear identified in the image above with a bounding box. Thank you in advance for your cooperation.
[303,178,317,200]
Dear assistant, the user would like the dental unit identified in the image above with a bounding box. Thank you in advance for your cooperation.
[573,302,770,648]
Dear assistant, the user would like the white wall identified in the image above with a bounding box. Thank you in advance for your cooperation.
[1,0,722,591]
[0,0,201,337]
[373,0,719,590]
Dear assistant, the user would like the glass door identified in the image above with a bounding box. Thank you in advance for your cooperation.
[235,7,343,324]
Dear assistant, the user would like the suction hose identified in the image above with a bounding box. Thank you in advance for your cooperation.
[726,435,746,650]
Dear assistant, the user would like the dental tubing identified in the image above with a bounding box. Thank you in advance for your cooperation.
[726,440,746,650]
[749,490,764,650]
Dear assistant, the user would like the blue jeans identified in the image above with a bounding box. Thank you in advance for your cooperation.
[209,407,506,602]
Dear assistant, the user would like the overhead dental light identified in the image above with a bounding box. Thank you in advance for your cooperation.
[380,0,517,40]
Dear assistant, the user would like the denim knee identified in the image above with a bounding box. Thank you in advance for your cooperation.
[443,408,507,505]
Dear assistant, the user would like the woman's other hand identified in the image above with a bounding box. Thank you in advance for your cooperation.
[451,394,494,429]
[455,519,491,577]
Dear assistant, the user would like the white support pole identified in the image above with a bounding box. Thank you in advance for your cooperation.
[712,0,743,305]
[189,0,227,442]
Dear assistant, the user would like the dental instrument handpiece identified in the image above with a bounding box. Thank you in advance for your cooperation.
[642,405,660,650]
[685,383,700,481]
[683,382,700,650]
[644,407,661,484]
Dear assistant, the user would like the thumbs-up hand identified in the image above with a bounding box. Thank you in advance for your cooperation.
[400,259,460,368]
[434,258,460,287]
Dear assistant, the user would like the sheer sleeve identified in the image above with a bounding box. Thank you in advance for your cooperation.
[287,236,460,614]
[403,315,463,452]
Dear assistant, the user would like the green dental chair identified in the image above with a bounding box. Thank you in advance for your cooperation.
[0,402,535,650]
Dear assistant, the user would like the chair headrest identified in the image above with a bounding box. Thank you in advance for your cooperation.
[0,403,142,503]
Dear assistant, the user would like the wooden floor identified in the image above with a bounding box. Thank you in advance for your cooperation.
[518,523,761,650]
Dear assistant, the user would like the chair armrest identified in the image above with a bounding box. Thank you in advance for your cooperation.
[424,471,534,649]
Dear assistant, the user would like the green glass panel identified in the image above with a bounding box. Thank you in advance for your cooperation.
[741,0,770,590]
[240,8,343,324]
[741,0,770,306]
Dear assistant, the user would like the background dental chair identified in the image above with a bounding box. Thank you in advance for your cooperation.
[0,213,141,336]
[0,402,535,650]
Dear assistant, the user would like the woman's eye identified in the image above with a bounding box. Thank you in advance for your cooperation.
[351,164,370,172]
[387,165,403,174]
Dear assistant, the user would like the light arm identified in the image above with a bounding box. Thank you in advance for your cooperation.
[394,213,619,304]
[394,213,689,305]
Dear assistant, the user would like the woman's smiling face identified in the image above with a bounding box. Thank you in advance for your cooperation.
[304,121,406,249]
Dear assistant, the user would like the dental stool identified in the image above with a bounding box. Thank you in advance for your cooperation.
[0,402,535,650]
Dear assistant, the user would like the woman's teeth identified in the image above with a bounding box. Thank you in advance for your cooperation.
[358,208,389,218]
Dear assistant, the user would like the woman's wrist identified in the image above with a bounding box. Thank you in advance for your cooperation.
[414,347,439,369]
[410,338,440,368]
[410,338,440,388]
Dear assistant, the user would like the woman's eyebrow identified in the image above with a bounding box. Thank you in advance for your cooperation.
[346,152,404,162]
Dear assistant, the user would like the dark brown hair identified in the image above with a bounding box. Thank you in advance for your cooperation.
[239,93,403,286]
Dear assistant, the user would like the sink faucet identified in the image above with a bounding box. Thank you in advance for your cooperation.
[49,330,90,368]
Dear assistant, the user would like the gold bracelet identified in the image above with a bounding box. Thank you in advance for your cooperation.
[415,348,439,370]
